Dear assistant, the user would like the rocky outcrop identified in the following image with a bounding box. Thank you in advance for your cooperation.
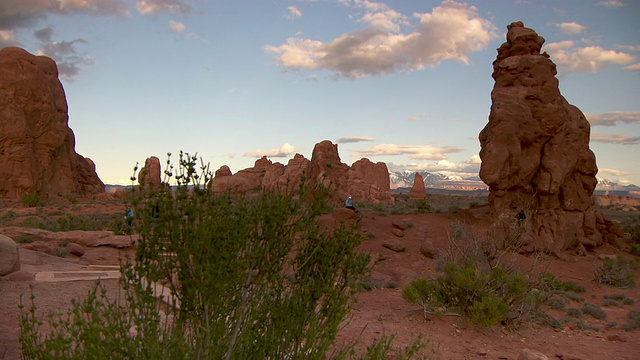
[0,234,20,276]
[0,47,104,200]
[409,173,426,200]
[138,156,162,187]
[211,140,394,205]
[479,22,621,253]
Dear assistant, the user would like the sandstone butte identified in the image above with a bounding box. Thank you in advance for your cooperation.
[479,22,624,255]
[0,47,104,200]
[207,140,395,205]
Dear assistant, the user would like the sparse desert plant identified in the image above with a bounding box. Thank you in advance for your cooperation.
[16,234,34,244]
[629,244,640,257]
[594,256,636,288]
[50,247,69,257]
[582,303,607,320]
[566,308,583,318]
[622,310,640,331]
[21,191,42,207]
[20,152,425,359]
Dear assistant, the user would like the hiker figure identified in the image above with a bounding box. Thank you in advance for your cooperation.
[345,196,357,212]
[516,210,526,223]
[124,208,134,228]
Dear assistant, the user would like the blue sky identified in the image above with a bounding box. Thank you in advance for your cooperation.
[1,0,639,186]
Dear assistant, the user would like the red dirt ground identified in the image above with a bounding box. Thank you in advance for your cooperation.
[1,199,639,359]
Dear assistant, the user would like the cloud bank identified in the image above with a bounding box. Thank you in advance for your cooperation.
[586,111,640,126]
[265,0,497,79]
[243,143,297,158]
[355,143,464,160]
[544,41,636,73]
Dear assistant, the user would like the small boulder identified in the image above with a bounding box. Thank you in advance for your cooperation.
[382,240,405,253]
[419,239,437,259]
[0,234,20,276]
[66,242,86,257]
[518,349,548,360]
[391,228,404,238]
[332,208,360,223]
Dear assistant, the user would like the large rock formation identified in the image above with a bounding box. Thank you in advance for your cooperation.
[479,22,620,253]
[409,172,426,200]
[138,156,162,187]
[0,47,104,199]
[211,140,394,205]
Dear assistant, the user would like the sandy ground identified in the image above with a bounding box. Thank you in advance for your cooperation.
[1,201,639,360]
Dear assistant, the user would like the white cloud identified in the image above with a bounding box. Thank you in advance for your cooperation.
[168,20,185,32]
[0,30,16,47]
[597,0,624,7]
[243,143,297,158]
[386,154,481,177]
[355,143,464,160]
[598,168,630,176]
[136,0,190,15]
[591,132,640,145]
[623,63,640,71]
[335,136,375,143]
[616,44,640,51]
[265,0,497,79]
[287,6,302,19]
[586,111,640,126]
[555,22,586,35]
[544,41,636,73]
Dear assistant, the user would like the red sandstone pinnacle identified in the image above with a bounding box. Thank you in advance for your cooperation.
[479,22,620,253]
[0,47,104,199]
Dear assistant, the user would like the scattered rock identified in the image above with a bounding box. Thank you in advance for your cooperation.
[517,348,548,360]
[382,240,405,253]
[391,228,404,238]
[391,219,408,231]
[0,234,20,276]
[66,242,86,257]
[419,239,437,259]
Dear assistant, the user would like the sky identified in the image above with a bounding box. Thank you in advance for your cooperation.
[1,0,639,186]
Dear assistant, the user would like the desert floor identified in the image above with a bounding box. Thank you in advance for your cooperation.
[1,197,639,360]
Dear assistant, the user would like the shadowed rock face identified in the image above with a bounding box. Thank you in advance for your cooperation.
[0,47,104,199]
[479,22,616,253]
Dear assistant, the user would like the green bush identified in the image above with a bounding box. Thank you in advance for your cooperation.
[629,244,640,257]
[21,192,43,207]
[594,256,636,288]
[402,264,528,327]
[20,152,422,359]
[50,247,69,257]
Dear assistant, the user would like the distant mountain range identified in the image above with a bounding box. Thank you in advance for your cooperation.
[389,171,640,198]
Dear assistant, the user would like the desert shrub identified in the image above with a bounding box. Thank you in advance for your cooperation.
[16,234,34,244]
[582,304,607,320]
[623,298,635,305]
[403,263,528,327]
[540,273,586,293]
[566,308,583,318]
[594,256,636,288]
[623,215,640,244]
[21,192,43,207]
[1,210,17,220]
[622,310,640,331]
[602,298,619,307]
[629,244,640,257]
[50,247,69,257]
[20,152,423,359]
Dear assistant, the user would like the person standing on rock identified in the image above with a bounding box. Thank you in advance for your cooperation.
[345,196,357,212]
